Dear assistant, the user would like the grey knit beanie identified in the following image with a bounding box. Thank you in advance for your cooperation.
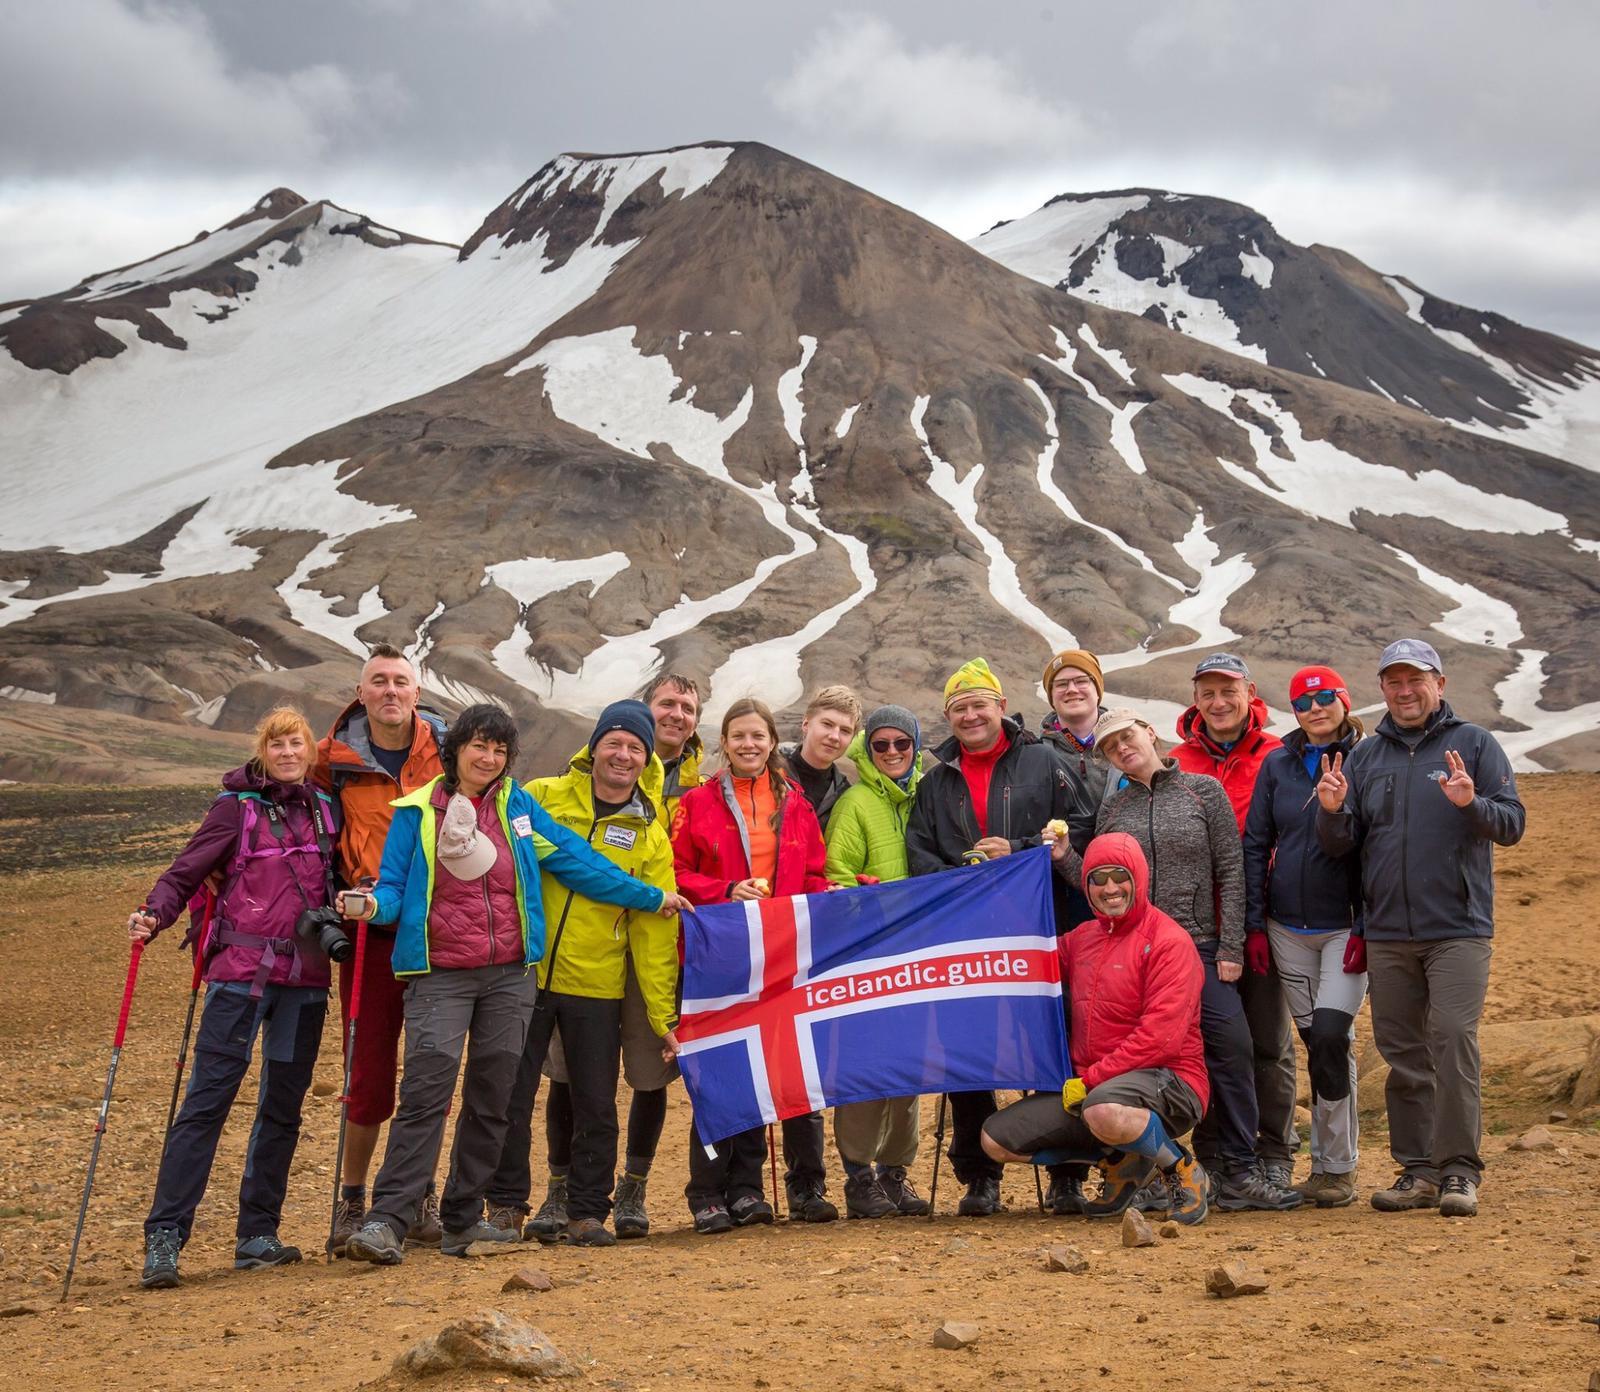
[864,704,920,751]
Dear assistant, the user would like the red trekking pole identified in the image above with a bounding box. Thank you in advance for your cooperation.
[62,940,144,1301]
[326,916,368,1256]
[160,891,212,1157]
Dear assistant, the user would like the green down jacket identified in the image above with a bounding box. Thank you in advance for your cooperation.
[824,730,924,885]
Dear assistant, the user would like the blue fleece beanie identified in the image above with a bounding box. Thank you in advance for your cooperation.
[589,700,655,759]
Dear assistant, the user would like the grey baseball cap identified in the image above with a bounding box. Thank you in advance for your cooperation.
[1378,638,1443,674]
[1192,652,1250,680]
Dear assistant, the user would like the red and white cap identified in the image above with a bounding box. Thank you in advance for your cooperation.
[1289,665,1350,710]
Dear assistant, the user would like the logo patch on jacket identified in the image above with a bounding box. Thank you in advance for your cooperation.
[511,814,534,839]
[602,824,638,851]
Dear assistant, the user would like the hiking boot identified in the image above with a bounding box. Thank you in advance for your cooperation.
[1083,1153,1157,1218]
[843,1171,897,1219]
[1294,1170,1357,1208]
[692,1201,732,1235]
[878,1166,931,1216]
[328,1191,365,1256]
[563,1217,617,1247]
[411,1186,443,1246]
[441,1219,520,1256]
[1261,1160,1295,1191]
[1043,1173,1087,1216]
[1213,1167,1304,1212]
[956,1175,1001,1217]
[613,1174,650,1239]
[1164,1154,1209,1227]
[1132,1177,1171,1213]
[525,1175,569,1243]
[729,1194,775,1226]
[786,1181,838,1223]
[345,1219,405,1265]
[234,1234,302,1270]
[141,1226,181,1289]
[485,1203,525,1238]
[1370,1172,1440,1212]
[1438,1175,1478,1218]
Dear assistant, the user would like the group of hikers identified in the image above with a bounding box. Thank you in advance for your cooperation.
[125,634,1525,1288]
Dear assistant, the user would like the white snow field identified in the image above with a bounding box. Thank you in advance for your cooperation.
[1041,327,1150,475]
[484,552,631,690]
[970,194,1150,285]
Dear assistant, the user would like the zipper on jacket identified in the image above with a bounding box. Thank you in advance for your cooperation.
[1401,747,1415,939]
[482,876,498,964]
[1002,784,1012,843]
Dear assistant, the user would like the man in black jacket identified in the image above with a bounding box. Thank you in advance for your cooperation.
[1317,639,1525,1219]
[906,658,1096,1216]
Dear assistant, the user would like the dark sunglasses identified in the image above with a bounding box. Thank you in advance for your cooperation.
[870,737,914,754]
[1291,690,1343,713]
[1086,866,1134,887]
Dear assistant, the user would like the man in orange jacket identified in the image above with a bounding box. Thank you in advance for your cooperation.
[313,643,447,1252]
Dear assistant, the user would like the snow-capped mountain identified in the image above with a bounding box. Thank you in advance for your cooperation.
[971,189,1600,469]
[3,144,1597,770]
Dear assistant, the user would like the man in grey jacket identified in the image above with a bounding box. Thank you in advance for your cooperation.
[1316,639,1525,1218]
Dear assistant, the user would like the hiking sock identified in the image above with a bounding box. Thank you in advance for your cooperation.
[1123,1114,1183,1171]
[841,1158,873,1182]
[623,1159,653,1181]
[341,1184,366,1202]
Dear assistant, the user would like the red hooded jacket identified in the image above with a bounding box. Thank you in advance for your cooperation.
[670,769,832,904]
[1172,696,1282,832]
[1059,832,1209,1109]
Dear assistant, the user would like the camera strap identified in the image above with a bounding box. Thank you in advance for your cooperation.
[260,794,339,911]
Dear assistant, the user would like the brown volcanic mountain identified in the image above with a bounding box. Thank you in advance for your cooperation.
[2,143,1597,769]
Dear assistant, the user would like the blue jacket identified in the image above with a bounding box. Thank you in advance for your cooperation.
[373,774,666,976]
[1242,724,1364,937]
[1316,703,1524,941]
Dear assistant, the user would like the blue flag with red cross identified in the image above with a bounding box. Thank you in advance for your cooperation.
[675,847,1071,1144]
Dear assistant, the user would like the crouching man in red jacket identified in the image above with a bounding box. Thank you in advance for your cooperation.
[981,831,1211,1225]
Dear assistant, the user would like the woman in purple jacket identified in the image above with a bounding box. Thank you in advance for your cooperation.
[129,707,342,1289]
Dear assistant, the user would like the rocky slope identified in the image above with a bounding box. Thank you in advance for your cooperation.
[2,144,1597,769]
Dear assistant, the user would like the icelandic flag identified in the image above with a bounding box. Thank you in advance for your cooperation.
[675,846,1071,1144]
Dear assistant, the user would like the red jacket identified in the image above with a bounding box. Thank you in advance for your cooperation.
[1172,697,1282,832]
[670,769,832,905]
[1060,832,1209,1109]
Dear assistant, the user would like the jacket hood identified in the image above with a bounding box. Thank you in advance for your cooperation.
[1176,696,1273,753]
[324,698,447,774]
[1081,831,1151,933]
[553,744,661,823]
[222,762,311,801]
[844,729,922,802]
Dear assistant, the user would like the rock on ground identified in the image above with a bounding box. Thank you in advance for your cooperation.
[1509,1125,1558,1151]
[932,1320,980,1350]
[503,1267,556,1293]
[1206,1262,1269,1298]
[395,1310,576,1379]
[1121,1208,1156,1248]
[1043,1244,1089,1273]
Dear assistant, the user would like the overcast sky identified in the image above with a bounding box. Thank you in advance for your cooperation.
[3,0,1597,346]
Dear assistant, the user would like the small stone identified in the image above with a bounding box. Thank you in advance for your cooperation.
[0,1301,45,1318]
[1159,1221,1181,1239]
[395,1310,575,1379]
[502,1267,555,1293]
[1509,1126,1557,1152]
[941,1238,972,1256]
[1206,1261,1269,1298]
[1134,1313,1148,1324]
[1492,1315,1506,1324]
[1587,1371,1600,1392]
[461,1239,528,1258]
[1043,1244,1089,1274]
[1549,1110,1569,1123]
[1575,1253,1592,1265]
[311,1080,336,1098]
[932,1320,980,1350]
[1121,1208,1156,1248]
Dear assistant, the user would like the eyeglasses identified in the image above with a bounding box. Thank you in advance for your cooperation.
[1291,691,1343,713]
[1052,677,1096,692]
[870,737,914,754]
[1086,866,1134,887]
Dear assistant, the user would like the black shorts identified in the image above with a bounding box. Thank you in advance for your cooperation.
[984,1068,1204,1157]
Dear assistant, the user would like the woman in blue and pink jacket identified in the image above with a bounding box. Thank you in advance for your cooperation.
[130,706,340,1289]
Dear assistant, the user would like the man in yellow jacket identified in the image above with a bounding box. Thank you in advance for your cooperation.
[485,700,681,1246]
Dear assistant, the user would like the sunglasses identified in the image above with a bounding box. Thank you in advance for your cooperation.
[1291,690,1343,713]
[870,737,914,754]
[1086,866,1134,887]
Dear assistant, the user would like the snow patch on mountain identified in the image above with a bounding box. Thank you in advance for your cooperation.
[971,195,1149,285]
[485,552,631,689]
[1238,242,1273,289]
[911,394,1075,651]
[514,147,733,237]
[1042,325,1149,475]
[1496,649,1600,770]
[1386,547,1522,648]
[1165,373,1569,534]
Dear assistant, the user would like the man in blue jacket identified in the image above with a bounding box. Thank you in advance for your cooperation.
[1316,639,1525,1219]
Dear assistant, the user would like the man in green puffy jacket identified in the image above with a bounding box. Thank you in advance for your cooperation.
[823,705,932,1219]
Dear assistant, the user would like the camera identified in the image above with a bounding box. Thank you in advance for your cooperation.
[295,906,353,963]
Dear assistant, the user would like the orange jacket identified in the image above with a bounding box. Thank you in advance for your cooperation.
[313,700,447,889]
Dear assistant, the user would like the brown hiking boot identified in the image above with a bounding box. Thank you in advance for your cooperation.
[1082,1152,1157,1218]
[486,1203,526,1237]
[1294,1170,1357,1208]
[1370,1172,1439,1211]
[411,1186,444,1245]
[328,1192,365,1256]
[1164,1153,1209,1226]
[1438,1175,1478,1218]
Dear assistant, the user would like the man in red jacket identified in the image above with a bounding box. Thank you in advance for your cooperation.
[980,832,1210,1224]
[1172,652,1297,1197]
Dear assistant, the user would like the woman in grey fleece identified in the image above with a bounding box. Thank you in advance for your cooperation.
[1053,709,1302,1213]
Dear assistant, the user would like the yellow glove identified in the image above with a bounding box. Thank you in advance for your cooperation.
[1061,1077,1087,1110]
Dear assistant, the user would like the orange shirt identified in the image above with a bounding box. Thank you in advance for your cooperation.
[730,770,779,885]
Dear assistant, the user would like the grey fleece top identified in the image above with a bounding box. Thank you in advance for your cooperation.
[1064,758,1246,963]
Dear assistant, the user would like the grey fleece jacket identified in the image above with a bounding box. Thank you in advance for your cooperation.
[1064,758,1246,963]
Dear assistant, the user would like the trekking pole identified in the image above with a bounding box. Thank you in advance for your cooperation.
[62,940,144,1301]
[160,891,212,1157]
[326,917,368,1256]
[766,1124,779,1215]
[926,1093,948,1218]
[1033,1164,1047,1212]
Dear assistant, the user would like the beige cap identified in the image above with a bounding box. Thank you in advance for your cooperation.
[437,793,498,880]
[1091,707,1150,760]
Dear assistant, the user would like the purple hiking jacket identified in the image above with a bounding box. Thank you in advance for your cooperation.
[143,764,340,991]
